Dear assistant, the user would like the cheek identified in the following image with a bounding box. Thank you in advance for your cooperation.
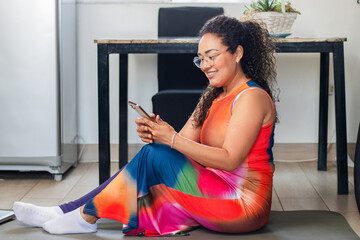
[219,56,236,71]
[219,62,237,78]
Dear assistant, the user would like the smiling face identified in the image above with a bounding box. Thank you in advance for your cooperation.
[197,33,243,89]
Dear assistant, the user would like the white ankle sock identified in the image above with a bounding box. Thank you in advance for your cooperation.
[12,201,63,227]
[42,208,97,235]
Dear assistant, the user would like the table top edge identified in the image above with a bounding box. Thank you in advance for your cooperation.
[94,37,347,44]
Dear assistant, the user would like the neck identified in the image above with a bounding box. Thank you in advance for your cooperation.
[221,71,248,98]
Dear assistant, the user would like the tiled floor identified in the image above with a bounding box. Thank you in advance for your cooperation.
[0,144,359,237]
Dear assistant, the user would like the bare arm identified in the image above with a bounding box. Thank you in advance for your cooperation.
[142,90,274,172]
[178,112,202,142]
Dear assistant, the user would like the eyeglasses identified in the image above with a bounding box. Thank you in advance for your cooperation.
[193,49,229,68]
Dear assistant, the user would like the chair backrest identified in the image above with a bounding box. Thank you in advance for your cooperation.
[157,7,224,91]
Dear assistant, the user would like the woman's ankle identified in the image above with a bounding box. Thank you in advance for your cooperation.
[80,205,98,224]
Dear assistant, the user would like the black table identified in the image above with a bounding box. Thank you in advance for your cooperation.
[95,38,348,194]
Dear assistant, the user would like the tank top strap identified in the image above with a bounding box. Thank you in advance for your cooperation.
[231,87,275,114]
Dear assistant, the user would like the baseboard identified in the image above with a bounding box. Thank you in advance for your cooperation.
[273,143,356,162]
[79,143,356,163]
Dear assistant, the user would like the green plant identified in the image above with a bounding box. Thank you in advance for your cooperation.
[275,1,301,14]
[244,0,301,15]
[245,0,278,12]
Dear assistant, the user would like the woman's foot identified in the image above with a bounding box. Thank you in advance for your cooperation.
[12,202,63,227]
[42,207,97,234]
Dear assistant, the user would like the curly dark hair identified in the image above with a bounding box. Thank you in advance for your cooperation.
[193,15,278,128]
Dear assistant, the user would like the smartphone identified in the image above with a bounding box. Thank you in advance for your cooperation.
[128,101,154,121]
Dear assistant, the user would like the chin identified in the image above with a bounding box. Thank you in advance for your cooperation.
[208,79,222,88]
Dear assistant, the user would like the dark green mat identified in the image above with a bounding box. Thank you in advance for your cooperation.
[0,211,358,240]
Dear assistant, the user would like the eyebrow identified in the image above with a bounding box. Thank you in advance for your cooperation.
[198,48,219,56]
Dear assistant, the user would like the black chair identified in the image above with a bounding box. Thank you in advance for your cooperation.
[152,7,224,132]
[354,123,360,212]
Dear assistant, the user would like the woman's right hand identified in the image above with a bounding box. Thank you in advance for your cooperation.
[135,114,156,144]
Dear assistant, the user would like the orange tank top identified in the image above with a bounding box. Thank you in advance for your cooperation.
[200,80,275,172]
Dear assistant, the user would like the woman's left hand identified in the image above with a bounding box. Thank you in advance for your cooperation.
[142,115,176,146]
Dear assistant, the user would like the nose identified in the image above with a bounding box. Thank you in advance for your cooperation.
[200,60,211,71]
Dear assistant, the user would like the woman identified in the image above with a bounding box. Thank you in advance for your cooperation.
[13,15,277,236]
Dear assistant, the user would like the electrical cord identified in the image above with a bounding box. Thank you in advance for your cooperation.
[72,135,86,162]
[274,130,336,162]
[274,130,354,167]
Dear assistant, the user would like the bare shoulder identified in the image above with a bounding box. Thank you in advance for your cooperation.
[232,88,274,125]
[235,88,272,106]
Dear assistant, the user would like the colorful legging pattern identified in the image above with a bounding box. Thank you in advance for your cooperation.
[73,143,273,236]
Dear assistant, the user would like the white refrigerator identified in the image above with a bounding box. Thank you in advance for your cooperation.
[0,0,78,180]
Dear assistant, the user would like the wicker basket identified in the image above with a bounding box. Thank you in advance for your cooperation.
[241,12,297,34]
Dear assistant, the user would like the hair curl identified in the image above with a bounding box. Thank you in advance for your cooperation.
[193,15,278,128]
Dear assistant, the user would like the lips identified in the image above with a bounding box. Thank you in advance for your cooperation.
[206,71,217,79]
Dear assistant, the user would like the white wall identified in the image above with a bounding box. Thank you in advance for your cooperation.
[276,0,360,143]
[76,0,360,145]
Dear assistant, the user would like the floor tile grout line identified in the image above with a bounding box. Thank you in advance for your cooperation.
[272,187,284,211]
[20,179,42,204]
[298,161,331,211]
[59,163,91,205]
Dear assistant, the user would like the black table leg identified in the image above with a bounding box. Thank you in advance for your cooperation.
[318,53,329,171]
[354,123,360,212]
[333,42,349,194]
[98,44,111,184]
[119,54,128,169]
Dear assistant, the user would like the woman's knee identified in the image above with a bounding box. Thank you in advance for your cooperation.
[140,143,188,170]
